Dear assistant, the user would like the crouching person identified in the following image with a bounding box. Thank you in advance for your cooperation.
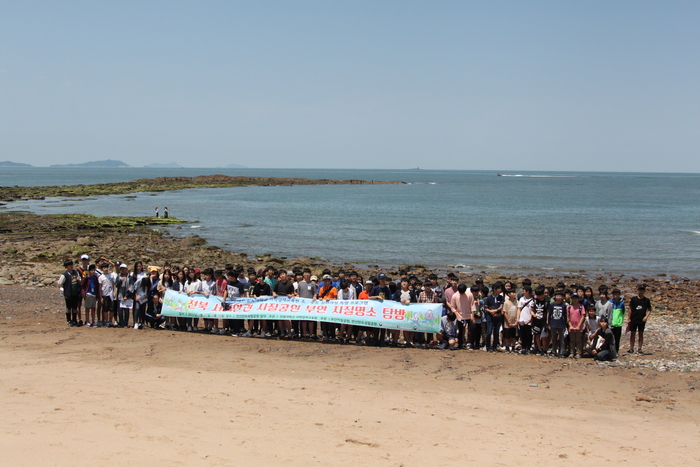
[145,291,166,329]
[586,317,617,361]
[437,311,458,350]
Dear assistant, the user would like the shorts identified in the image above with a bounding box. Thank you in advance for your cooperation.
[532,318,544,334]
[83,294,97,308]
[442,331,457,340]
[64,295,81,310]
[630,322,646,333]
[502,328,516,339]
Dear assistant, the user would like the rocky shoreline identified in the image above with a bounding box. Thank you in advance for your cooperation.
[1,210,698,371]
[0,174,402,202]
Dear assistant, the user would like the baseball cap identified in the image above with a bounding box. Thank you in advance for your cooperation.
[322,274,332,280]
[119,264,128,269]
[310,275,318,281]
[365,279,374,284]
[80,254,89,260]
[377,273,387,280]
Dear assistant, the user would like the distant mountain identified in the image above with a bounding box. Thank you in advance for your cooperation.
[0,161,32,167]
[50,159,130,168]
[224,163,247,168]
[145,162,183,168]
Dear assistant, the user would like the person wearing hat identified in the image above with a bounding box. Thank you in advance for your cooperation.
[72,254,91,324]
[81,264,102,327]
[628,284,652,355]
[314,274,338,342]
[97,262,117,327]
[77,254,90,278]
[58,259,82,326]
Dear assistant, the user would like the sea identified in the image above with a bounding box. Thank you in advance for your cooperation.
[2,167,700,278]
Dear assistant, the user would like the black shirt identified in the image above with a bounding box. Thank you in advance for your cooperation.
[629,296,651,323]
[252,282,272,297]
[273,280,295,296]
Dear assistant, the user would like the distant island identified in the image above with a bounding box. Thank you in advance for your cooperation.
[145,162,183,168]
[50,159,130,168]
[0,161,32,167]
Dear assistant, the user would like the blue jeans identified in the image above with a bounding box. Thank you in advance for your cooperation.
[485,314,503,350]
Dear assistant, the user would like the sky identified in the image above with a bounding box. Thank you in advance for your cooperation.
[1,1,699,171]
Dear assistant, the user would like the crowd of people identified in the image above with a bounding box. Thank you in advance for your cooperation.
[58,255,653,361]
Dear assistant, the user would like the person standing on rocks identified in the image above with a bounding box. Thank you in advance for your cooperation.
[58,259,82,326]
[164,207,168,218]
[610,288,625,353]
[628,284,652,355]
[155,206,159,218]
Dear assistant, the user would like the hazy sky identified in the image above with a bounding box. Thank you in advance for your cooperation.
[1,1,699,171]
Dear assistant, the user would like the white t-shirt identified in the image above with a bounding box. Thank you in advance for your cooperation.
[185,279,202,294]
[337,287,356,300]
[518,296,534,324]
[201,279,217,297]
[98,272,116,298]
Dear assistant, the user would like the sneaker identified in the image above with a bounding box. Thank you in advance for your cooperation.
[637,349,645,355]
[439,343,448,350]
[219,329,227,335]
[210,327,218,334]
[187,325,192,332]
[134,324,139,329]
[242,331,252,337]
[627,349,634,354]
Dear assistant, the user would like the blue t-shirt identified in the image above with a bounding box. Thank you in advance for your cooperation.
[370,285,392,300]
[86,275,99,296]
[548,302,568,328]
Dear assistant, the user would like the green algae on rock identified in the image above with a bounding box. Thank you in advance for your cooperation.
[0,211,186,236]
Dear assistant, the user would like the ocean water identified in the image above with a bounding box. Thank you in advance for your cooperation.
[2,168,700,277]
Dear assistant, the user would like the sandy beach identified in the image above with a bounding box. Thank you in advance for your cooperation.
[1,284,699,466]
[1,210,700,465]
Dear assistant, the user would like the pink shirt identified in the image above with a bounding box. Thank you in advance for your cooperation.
[450,292,473,321]
[567,304,586,332]
[444,286,457,306]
